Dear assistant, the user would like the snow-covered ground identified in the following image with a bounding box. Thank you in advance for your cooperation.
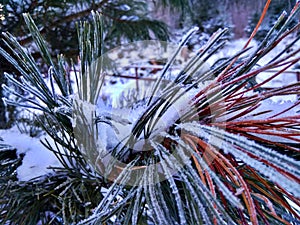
[0,127,60,181]
[100,37,299,106]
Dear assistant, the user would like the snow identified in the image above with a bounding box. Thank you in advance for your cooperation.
[0,126,61,181]
[120,15,139,21]
[243,99,299,120]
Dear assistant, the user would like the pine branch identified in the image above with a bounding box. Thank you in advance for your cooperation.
[1,2,300,224]
[18,0,110,45]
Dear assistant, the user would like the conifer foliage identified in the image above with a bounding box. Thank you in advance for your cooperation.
[1,1,300,224]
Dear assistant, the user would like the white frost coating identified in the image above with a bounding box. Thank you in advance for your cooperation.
[164,136,244,211]
[132,184,144,225]
[154,176,173,222]
[200,125,300,177]
[179,123,300,197]
[147,166,170,225]
[158,154,187,225]
[179,122,299,173]
[158,143,235,224]
[219,140,300,198]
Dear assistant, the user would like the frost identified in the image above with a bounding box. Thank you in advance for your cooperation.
[179,123,300,198]
[157,154,187,225]
[157,142,237,224]
[132,185,144,225]
[145,166,170,225]
[174,137,244,210]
